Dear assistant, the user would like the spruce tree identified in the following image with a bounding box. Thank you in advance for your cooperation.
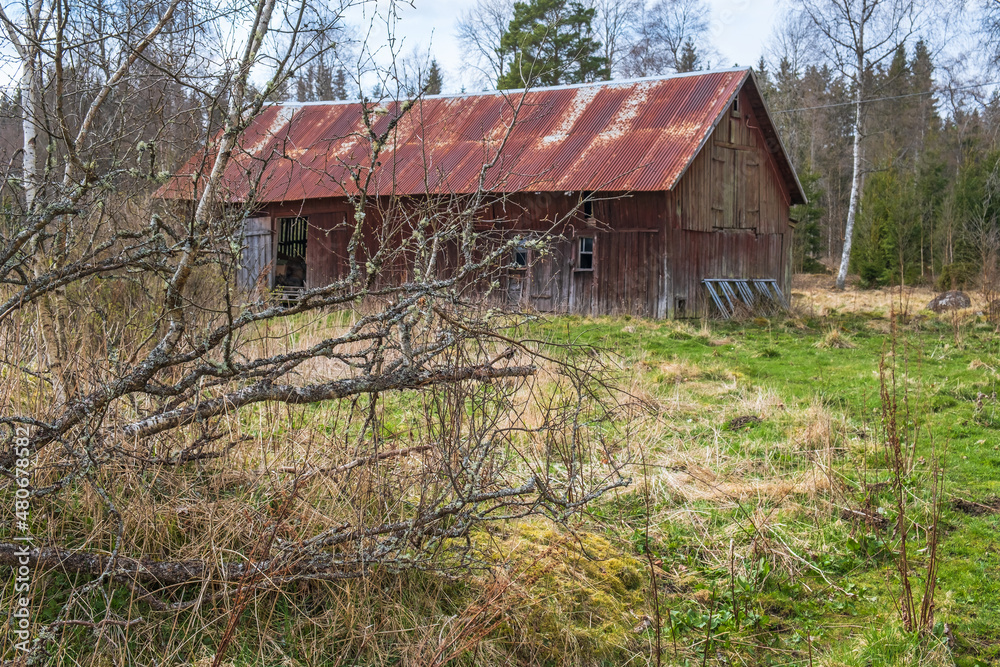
[497,0,609,89]
[332,68,348,100]
[315,61,334,100]
[675,38,699,73]
[791,170,827,273]
[295,71,311,102]
[425,59,444,95]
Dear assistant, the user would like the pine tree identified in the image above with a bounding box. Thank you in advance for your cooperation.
[497,0,609,89]
[675,38,698,73]
[425,59,444,95]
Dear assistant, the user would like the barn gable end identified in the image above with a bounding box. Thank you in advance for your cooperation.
[665,75,798,315]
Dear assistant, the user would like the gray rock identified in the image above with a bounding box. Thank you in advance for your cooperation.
[927,290,971,313]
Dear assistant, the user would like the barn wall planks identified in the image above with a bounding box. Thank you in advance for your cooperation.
[260,179,790,317]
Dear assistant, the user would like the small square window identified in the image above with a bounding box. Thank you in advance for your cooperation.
[513,245,528,269]
[577,237,594,270]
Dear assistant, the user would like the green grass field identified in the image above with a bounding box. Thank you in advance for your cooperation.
[524,305,1000,666]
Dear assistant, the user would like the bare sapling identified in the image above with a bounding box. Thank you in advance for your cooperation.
[877,313,943,635]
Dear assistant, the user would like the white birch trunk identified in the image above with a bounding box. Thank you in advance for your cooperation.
[21,60,39,208]
[836,86,864,290]
[15,0,44,209]
[5,0,70,401]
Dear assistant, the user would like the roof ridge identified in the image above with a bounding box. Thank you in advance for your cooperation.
[282,67,751,108]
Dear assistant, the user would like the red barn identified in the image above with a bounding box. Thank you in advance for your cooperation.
[160,67,805,318]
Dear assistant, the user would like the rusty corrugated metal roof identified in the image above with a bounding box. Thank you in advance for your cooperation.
[158,68,805,204]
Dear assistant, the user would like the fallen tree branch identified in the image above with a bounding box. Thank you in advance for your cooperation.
[0,544,245,586]
[121,363,536,441]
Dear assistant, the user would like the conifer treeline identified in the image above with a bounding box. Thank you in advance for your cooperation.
[759,43,1000,288]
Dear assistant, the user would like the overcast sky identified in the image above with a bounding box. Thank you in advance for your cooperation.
[347,0,785,94]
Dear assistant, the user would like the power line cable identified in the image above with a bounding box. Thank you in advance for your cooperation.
[771,80,1000,113]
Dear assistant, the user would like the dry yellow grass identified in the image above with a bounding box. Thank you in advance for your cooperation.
[649,463,834,505]
[815,327,857,349]
[9,275,943,665]
[790,274,985,317]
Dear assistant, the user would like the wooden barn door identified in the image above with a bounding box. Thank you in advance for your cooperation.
[739,152,760,230]
[237,216,273,293]
[506,239,568,312]
[528,242,567,312]
[712,146,762,232]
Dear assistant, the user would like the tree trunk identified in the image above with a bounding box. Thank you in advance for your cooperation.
[19,13,41,209]
[15,2,75,403]
[24,48,76,404]
[836,93,863,290]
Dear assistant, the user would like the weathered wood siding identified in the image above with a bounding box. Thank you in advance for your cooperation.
[475,192,668,318]
[237,216,274,292]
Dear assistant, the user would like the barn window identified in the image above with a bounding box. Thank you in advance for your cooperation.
[277,216,307,259]
[583,191,594,218]
[577,237,594,271]
[731,97,740,115]
[512,244,528,269]
[276,216,308,289]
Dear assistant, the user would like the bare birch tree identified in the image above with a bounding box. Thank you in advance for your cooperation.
[765,9,821,75]
[620,0,711,77]
[799,0,929,289]
[455,0,515,87]
[589,0,642,77]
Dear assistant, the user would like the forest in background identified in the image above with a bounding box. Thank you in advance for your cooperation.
[760,37,1000,289]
